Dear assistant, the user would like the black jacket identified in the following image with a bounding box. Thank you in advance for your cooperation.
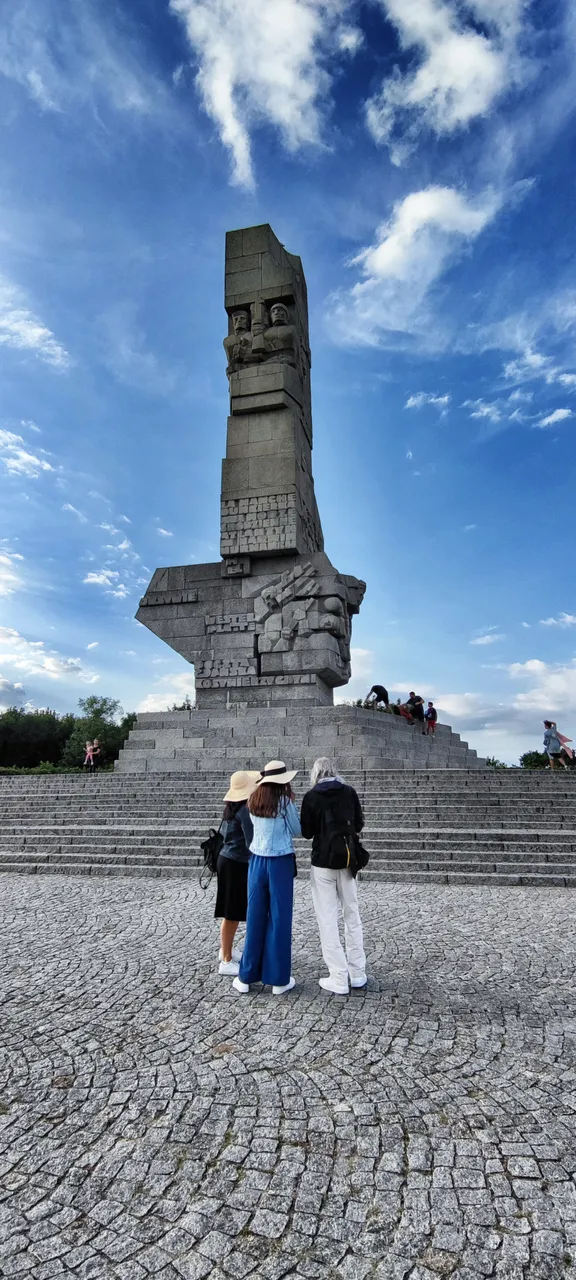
[300,781,364,868]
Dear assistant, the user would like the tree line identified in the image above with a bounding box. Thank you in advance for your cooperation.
[0,696,137,771]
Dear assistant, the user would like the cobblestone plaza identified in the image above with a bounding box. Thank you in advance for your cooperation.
[2,875,576,1278]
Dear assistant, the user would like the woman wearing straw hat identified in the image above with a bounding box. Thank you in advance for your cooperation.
[216,770,261,976]
[232,761,301,996]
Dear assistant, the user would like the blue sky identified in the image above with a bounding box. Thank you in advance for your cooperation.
[1,0,575,764]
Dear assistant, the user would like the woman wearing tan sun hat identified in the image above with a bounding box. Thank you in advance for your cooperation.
[215,770,261,976]
[232,761,301,997]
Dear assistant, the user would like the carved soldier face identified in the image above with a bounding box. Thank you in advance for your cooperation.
[232,311,249,335]
[270,303,289,327]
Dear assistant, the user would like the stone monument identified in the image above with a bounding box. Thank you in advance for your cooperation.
[137,224,366,708]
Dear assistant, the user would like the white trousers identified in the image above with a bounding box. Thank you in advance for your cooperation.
[310,865,366,988]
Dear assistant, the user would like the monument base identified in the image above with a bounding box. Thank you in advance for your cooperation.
[115,704,484,774]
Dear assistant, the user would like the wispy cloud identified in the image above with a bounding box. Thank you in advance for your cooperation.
[367,0,528,165]
[157,527,173,537]
[405,391,450,411]
[0,275,70,368]
[0,547,25,596]
[470,632,505,646]
[0,428,55,477]
[137,669,196,713]
[540,612,576,628]
[329,185,502,347]
[86,641,99,649]
[170,0,359,187]
[535,407,573,428]
[0,626,99,684]
[462,398,502,423]
[0,0,164,119]
[83,568,129,600]
[503,347,576,390]
[62,502,88,523]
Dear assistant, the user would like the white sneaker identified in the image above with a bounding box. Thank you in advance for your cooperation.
[319,976,349,995]
[272,977,296,995]
[219,960,239,976]
[219,947,242,963]
[232,977,250,994]
[350,973,367,989]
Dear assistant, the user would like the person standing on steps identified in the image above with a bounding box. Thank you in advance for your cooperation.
[92,739,102,770]
[233,761,301,997]
[216,771,260,976]
[425,702,438,736]
[543,721,569,770]
[300,757,367,996]
[83,741,94,773]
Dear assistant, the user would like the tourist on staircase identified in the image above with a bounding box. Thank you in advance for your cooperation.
[543,721,569,770]
[232,761,301,997]
[364,684,389,709]
[301,758,367,996]
[425,702,438,736]
[216,771,260,976]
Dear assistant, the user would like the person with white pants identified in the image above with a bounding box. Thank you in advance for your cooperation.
[301,758,367,995]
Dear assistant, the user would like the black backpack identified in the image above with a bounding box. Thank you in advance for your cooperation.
[199,822,224,889]
[321,797,369,874]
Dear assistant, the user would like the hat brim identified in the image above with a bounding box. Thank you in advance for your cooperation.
[254,769,298,787]
[223,771,261,802]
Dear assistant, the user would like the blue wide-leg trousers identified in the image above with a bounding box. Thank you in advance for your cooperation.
[239,854,294,987]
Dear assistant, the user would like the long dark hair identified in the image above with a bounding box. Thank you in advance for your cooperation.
[248,782,294,818]
[223,800,245,820]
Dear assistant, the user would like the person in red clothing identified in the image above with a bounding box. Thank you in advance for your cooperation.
[425,702,438,736]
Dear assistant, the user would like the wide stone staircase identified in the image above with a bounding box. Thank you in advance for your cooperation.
[0,770,575,886]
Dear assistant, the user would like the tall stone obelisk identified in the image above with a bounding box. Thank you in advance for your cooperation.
[136,225,365,709]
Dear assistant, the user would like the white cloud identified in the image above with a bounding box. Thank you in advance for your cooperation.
[462,398,502,423]
[0,549,24,596]
[0,626,98,684]
[464,523,477,531]
[0,676,27,709]
[83,569,119,586]
[521,621,531,628]
[405,391,450,410]
[367,0,526,164]
[540,612,576,628]
[0,428,54,477]
[0,1,163,118]
[62,502,88,522]
[157,527,173,537]
[503,347,576,390]
[170,0,358,186]
[86,641,99,650]
[535,407,573,429]
[470,632,505,645]
[508,657,576,715]
[0,276,70,368]
[137,670,197,713]
[330,185,501,346]
[100,522,120,534]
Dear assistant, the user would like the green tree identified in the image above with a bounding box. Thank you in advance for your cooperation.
[485,756,509,769]
[520,750,548,769]
[61,697,136,768]
[0,707,75,768]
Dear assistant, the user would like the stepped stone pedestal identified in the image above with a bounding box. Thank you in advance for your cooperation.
[116,704,482,773]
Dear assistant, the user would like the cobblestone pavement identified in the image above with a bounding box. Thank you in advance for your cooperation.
[1,877,576,1280]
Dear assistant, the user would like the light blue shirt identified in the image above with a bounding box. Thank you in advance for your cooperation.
[249,800,302,858]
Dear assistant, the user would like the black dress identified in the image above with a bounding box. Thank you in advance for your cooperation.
[214,805,253,922]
